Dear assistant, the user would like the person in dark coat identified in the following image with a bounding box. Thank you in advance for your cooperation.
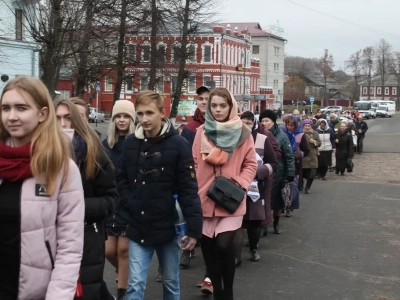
[302,120,321,194]
[117,91,202,300]
[260,110,295,234]
[355,115,368,154]
[54,99,118,300]
[102,100,136,300]
[335,122,354,175]
[234,112,278,264]
[180,86,209,146]
[281,116,310,205]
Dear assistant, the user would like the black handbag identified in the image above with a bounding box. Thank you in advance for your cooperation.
[206,166,246,214]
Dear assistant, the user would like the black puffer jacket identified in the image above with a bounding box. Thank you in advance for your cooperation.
[117,118,203,246]
[102,135,129,228]
[74,139,118,300]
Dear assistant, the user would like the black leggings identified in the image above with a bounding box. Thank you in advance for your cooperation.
[318,166,328,178]
[201,230,237,294]
[243,220,262,250]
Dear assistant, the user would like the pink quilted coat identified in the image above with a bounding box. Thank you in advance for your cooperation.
[0,159,85,300]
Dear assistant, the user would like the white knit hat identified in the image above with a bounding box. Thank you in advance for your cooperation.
[111,100,135,121]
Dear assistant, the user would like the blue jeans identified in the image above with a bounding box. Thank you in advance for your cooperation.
[126,237,180,300]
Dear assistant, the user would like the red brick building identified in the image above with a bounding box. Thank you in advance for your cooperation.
[60,24,276,116]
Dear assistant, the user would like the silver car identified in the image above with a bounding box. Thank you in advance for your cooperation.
[89,107,105,123]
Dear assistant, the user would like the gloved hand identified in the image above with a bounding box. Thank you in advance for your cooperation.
[286,176,294,182]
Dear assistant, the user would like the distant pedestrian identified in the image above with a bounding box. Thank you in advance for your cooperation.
[355,115,368,154]
[335,122,354,175]
[302,120,321,194]
[316,119,335,180]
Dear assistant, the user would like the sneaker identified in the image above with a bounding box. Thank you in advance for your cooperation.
[156,272,163,282]
[180,250,190,269]
[285,210,293,217]
[250,249,260,262]
[200,278,214,295]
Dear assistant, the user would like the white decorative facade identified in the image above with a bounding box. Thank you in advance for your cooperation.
[0,0,39,94]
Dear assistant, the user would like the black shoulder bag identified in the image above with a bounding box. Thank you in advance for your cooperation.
[206,165,246,214]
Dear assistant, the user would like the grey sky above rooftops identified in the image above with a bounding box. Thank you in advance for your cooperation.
[221,0,400,69]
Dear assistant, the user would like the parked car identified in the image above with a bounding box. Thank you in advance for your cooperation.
[321,106,343,113]
[89,107,105,123]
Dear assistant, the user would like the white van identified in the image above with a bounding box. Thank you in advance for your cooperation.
[370,100,395,117]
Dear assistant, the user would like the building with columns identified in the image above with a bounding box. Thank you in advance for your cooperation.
[215,23,286,108]
[69,23,278,115]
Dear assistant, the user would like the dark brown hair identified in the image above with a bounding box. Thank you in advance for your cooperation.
[208,88,233,108]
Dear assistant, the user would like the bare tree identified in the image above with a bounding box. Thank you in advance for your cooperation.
[1,0,87,96]
[345,50,363,100]
[389,51,400,106]
[361,46,374,100]
[375,39,392,100]
[316,49,335,106]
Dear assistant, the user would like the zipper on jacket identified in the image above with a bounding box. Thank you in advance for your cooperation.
[45,241,55,269]
[112,215,115,228]
[84,221,99,232]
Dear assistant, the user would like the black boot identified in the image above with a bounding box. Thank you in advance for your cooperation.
[117,288,126,300]
[273,216,281,234]
[214,290,225,300]
[224,289,234,300]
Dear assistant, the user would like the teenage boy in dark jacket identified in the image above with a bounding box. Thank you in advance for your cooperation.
[117,90,202,300]
[181,86,210,145]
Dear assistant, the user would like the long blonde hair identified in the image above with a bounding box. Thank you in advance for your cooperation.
[53,99,110,179]
[107,116,135,148]
[0,76,70,195]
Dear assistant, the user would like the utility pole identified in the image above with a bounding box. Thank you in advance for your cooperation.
[367,58,372,100]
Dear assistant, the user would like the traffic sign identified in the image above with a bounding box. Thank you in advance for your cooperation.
[95,82,101,93]
[310,96,314,103]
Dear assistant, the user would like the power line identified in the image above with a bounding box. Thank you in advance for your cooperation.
[285,0,400,40]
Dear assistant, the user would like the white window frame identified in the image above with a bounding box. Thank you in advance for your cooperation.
[126,44,136,62]
[385,87,390,95]
[377,87,382,95]
[393,87,397,95]
[141,43,151,62]
[105,76,112,92]
[203,74,211,88]
[252,45,260,55]
[363,87,367,95]
[370,87,374,95]
[202,44,212,63]
[125,76,134,93]
[140,75,148,90]
[171,43,181,63]
[157,42,167,63]
[186,43,197,64]
[188,75,196,93]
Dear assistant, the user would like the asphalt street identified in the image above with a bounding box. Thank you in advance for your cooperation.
[95,115,400,300]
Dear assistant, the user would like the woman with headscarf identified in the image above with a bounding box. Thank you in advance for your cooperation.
[281,116,310,209]
[259,110,295,234]
[335,122,354,175]
[315,119,335,180]
[193,88,257,300]
[302,120,321,194]
[233,111,278,265]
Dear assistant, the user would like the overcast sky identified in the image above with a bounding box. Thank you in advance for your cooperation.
[219,0,400,70]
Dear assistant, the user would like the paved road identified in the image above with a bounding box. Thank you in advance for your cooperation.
[97,116,400,300]
[363,114,400,153]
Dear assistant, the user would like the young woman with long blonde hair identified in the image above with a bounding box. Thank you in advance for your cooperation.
[102,100,136,300]
[54,99,118,300]
[0,76,84,299]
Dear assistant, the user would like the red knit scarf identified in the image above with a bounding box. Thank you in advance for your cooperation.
[0,142,33,181]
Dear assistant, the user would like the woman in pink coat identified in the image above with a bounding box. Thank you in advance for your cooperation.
[0,76,85,300]
[193,87,257,300]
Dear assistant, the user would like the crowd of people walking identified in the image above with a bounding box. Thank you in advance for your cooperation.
[0,76,368,300]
